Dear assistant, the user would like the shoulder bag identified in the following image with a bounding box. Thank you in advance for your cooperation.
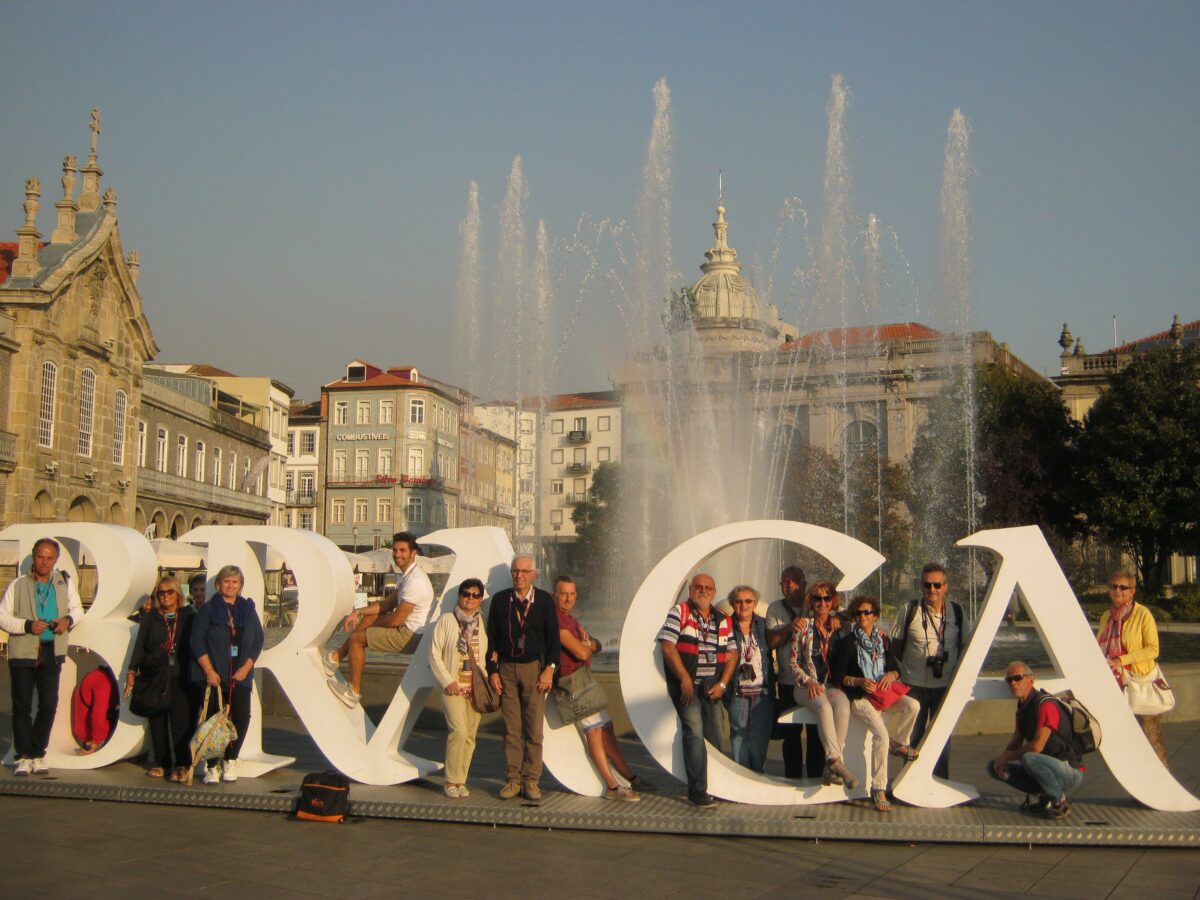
[469,645,501,714]
[1125,665,1176,716]
[129,657,171,717]
[552,665,609,725]
[186,683,238,784]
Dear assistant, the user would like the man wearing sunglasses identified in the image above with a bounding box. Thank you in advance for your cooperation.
[892,563,968,779]
[986,662,1084,819]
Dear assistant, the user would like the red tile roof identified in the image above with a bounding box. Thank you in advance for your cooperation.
[184,364,238,377]
[0,243,16,286]
[1112,319,1200,353]
[783,322,942,351]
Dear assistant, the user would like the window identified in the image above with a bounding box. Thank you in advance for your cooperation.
[522,449,534,465]
[333,449,347,477]
[573,448,586,464]
[286,471,294,493]
[243,457,251,491]
[77,368,96,457]
[194,442,206,481]
[574,416,587,432]
[407,447,424,477]
[551,509,563,526]
[213,447,222,486]
[355,449,370,478]
[551,480,563,494]
[301,431,316,455]
[519,478,533,494]
[287,432,295,455]
[38,361,57,448]
[574,478,587,497]
[176,435,188,477]
[380,399,394,424]
[550,449,563,464]
[598,446,610,462]
[137,420,146,467]
[356,400,371,425]
[113,391,128,465]
[156,427,169,473]
[298,511,313,530]
[353,498,369,524]
[843,420,879,461]
[228,452,237,489]
[377,498,392,523]
[300,471,315,497]
[334,401,348,425]
[409,398,425,424]
[519,417,533,434]
[598,415,611,431]
[379,448,393,476]
[551,419,564,434]
[447,504,455,527]
[406,496,424,523]
[331,499,345,524]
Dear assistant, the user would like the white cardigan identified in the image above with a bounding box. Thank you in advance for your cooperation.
[427,610,489,691]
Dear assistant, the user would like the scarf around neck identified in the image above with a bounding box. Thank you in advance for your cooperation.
[454,605,480,655]
[853,624,886,682]
[1099,601,1133,685]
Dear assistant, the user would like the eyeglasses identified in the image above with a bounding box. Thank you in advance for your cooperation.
[510,568,535,575]
[1108,584,1133,591]
[1004,674,1028,684]
[733,598,757,605]
[155,590,177,598]
[922,581,945,590]
[460,591,483,599]
[853,609,876,618]
[692,585,716,593]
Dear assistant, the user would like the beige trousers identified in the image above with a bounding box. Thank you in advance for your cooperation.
[849,695,919,791]
[442,692,482,784]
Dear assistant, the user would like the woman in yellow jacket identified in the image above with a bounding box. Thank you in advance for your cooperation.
[1096,570,1168,766]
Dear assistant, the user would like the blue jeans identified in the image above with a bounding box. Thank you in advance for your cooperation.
[987,753,1083,800]
[728,692,774,773]
[672,687,731,797]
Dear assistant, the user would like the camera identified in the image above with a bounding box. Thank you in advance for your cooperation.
[926,651,948,679]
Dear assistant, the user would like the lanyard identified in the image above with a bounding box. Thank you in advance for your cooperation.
[920,604,946,653]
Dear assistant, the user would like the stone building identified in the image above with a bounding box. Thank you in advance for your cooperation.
[0,111,157,526]
[477,401,539,559]
[135,369,272,536]
[458,402,518,540]
[285,399,323,532]
[321,360,462,550]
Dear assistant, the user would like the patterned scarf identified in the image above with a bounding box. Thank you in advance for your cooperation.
[852,624,886,682]
[1099,601,1133,685]
[454,605,480,655]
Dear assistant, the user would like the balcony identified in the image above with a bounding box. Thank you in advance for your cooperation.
[565,461,591,475]
[286,491,317,506]
[0,429,15,472]
[561,492,588,506]
[565,430,591,444]
[137,467,270,518]
[326,474,398,488]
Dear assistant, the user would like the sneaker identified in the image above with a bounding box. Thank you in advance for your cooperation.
[221,759,238,782]
[1020,793,1052,815]
[203,763,222,785]
[444,783,462,798]
[522,783,542,802]
[321,650,340,678]
[498,781,522,800]
[689,792,716,808]
[31,758,49,775]
[14,758,32,776]
[821,761,844,786]
[628,775,658,793]
[605,785,641,802]
[828,759,859,790]
[1043,796,1071,819]
[327,678,361,708]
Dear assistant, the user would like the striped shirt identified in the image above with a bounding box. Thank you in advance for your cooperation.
[658,601,735,680]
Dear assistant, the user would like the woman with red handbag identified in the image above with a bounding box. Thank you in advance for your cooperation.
[830,595,920,812]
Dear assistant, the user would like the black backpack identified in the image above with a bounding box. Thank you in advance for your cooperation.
[293,771,351,823]
[1052,691,1102,756]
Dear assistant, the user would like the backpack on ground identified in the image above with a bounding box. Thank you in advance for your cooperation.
[293,770,351,823]
[1051,690,1101,756]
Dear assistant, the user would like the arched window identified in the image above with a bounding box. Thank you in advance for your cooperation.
[38,361,57,448]
[156,427,169,472]
[194,441,205,481]
[842,420,878,460]
[113,391,128,464]
[77,368,96,457]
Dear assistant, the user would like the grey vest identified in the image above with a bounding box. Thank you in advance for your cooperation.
[8,572,71,661]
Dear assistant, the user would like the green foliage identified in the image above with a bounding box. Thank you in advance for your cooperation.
[570,461,620,585]
[1074,345,1200,594]
[1166,584,1200,622]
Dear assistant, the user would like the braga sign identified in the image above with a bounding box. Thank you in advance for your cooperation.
[1,521,1195,812]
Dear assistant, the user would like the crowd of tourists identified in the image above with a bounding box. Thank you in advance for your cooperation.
[0,535,1171,822]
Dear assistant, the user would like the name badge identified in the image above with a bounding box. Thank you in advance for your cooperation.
[231,646,239,659]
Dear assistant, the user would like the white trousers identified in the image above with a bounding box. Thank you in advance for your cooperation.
[849,695,919,790]
[793,685,851,761]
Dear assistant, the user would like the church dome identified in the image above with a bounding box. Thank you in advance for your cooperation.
[689,204,765,321]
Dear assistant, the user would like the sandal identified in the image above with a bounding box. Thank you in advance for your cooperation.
[147,767,165,778]
[873,790,892,813]
[889,742,920,762]
[168,768,186,783]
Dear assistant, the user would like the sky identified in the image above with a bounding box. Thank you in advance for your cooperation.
[2,1,1197,401]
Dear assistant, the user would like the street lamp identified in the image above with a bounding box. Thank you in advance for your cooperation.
[352,526,358,555]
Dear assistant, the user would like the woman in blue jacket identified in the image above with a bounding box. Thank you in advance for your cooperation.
[190,564,264,784]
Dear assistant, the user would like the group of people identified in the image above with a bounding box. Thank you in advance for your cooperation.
[2,537,1170,823]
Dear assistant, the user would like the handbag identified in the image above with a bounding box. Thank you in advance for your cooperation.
[867,680,911,711]
[186,683,238,785]
[469,647,501,715]
[552,665,609,725]
[1125,665,1176,716]
[129,663,171,717]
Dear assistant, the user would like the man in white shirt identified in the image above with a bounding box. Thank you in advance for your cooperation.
[325,531,435,707]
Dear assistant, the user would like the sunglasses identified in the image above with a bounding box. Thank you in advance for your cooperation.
[811,595,832,603]
[1108,584,1133,591]
[155,590,177,598]
[460,591,483,599]
[1004,674,1028,684]
[853,609,876,618]
[922,581,945,590]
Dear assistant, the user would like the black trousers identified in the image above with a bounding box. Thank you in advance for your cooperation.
[148,677,197,769]
[200,680,252,760]
[775,683,826,778]
[10,648,62,759]
[907,684,951,779]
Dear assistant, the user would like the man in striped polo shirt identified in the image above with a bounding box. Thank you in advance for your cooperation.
[658,573,738,807]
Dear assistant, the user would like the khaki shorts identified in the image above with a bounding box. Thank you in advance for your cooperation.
[365,625,418,654]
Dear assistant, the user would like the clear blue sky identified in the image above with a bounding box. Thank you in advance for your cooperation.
[3,1,1196,400]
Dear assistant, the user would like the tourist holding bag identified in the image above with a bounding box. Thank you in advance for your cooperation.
[1097,570,1173,767]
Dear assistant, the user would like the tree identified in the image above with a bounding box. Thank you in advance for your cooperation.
[1074,345,1200,593]
[570,461,621,588]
